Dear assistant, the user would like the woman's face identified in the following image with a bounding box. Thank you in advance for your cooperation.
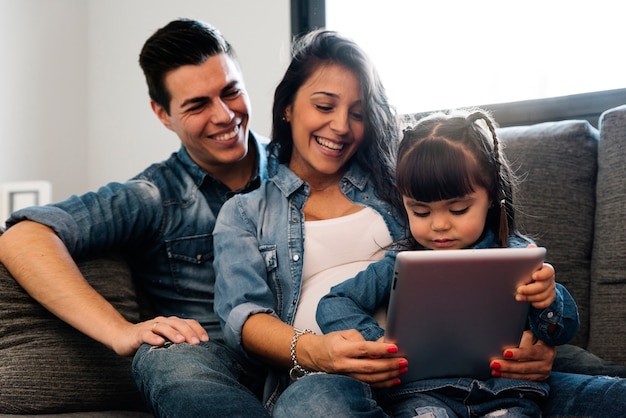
[285,63,365,182]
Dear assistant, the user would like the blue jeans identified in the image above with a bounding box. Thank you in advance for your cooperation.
[132,341,269,418]
[377,377,544,418]
[273,372,626,418]
[542,371,626,417]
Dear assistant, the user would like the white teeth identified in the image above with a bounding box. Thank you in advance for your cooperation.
[213,126,239,141]
[315,136,344,151]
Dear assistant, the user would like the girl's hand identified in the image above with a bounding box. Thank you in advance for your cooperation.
[302,329,408,388]
[515,244,556,309]
[515,261,556,309]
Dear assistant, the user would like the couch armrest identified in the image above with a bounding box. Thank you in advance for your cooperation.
[0,255,147,414]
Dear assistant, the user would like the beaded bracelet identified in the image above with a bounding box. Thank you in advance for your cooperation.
[289,328,314,380]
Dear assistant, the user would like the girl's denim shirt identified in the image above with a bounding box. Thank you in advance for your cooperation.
[315,231,581,400]
[317,231,580,346]
[213,157,406,407]
[6,133,269,340]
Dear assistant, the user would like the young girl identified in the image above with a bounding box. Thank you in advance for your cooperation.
[316,108,580,418]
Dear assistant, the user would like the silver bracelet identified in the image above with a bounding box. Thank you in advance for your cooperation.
[289,328,314,380]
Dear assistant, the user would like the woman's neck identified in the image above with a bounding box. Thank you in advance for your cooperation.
[303,183,363,221]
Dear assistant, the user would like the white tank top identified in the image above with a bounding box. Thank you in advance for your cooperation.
[292,206,392,334]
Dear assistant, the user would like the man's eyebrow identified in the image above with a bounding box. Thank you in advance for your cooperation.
[178,81,240,109]
[180,96,210,109]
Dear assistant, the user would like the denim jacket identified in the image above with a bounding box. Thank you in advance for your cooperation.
[6,133,269,339]
[316,231,581,399]
[213,155,406,407]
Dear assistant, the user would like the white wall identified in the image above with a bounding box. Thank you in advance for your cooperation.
[0,0,291,201]
[0,0,88,201]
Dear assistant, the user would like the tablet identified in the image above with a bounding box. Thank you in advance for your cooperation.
[384,247,546,382]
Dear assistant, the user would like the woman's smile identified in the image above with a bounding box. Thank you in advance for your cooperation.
[315,136,345,153]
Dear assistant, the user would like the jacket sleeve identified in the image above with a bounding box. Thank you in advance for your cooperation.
[213,194,278,355]
[5,180,162,258]
[316,252,396,341]
[528,282,580,345]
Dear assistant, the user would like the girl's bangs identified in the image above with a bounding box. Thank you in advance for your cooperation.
[397,139,478,202]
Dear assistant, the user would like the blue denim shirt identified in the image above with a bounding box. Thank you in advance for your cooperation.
[317,231,580,346]
[213,153,406,407]
[6,133,269,340]
[316,231,581,400]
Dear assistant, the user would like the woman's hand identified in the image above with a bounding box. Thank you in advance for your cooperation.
[302,329,408,388]
[489,330,555,381]
[111,315,209,356]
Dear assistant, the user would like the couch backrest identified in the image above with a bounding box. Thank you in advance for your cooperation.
[588,104,626,364]
[498,120,600,349]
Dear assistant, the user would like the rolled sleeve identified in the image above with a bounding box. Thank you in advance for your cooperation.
[223,302,276,352]
[6,180,162,258]
[528,283,580,345]
[214,195,280,355]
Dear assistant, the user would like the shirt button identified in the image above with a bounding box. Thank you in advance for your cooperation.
[196,254,203,261]
[293,254,300,261]
[547,311,554,319]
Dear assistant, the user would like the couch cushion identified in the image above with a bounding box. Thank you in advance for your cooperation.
[588,104,626,364]
[498,120,599,349]
[0,255,147,414]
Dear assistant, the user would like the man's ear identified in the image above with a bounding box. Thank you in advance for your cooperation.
[151,100,173,131]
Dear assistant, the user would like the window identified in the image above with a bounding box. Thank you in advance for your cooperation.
[292,0,626,126]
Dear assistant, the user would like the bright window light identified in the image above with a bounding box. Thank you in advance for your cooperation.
[326,0,625,114]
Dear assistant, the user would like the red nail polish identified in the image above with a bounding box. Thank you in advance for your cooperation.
[492,370,502,377]
[491,361,501,370]
[393,378,402,386]
[387,346,398,354]
[398,359,408,368]
[504,350,514,358]
[399,367,408,375]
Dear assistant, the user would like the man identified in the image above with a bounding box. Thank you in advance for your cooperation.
[0,19,269,417]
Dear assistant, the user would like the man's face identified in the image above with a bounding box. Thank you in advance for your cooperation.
[153,53,251,175]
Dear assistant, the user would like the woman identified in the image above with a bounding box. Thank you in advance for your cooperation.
[214,29,626,417]
[214,29,407,414]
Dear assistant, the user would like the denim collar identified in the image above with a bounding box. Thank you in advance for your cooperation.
[175,130,269,190]
[270,158,370,198]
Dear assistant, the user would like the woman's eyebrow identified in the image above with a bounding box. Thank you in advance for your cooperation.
[311,91,338,98]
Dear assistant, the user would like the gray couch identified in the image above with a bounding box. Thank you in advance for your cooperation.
[1,104,625,416]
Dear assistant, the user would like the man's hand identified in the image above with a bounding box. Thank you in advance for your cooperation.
[490,330,555,381]
[111,316,209,356]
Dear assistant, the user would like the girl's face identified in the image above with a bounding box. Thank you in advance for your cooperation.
[403,186,491,250]
[284,63,365,182]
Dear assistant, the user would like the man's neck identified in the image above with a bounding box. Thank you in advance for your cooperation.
[211,150,256,191]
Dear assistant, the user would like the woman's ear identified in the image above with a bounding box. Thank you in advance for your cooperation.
[284,105,292,122]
